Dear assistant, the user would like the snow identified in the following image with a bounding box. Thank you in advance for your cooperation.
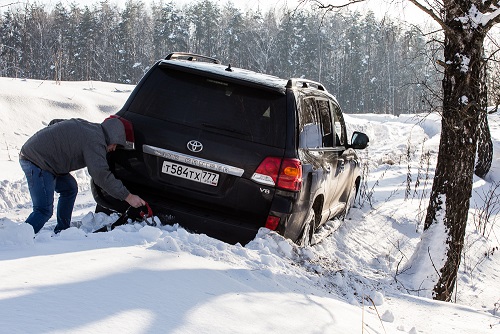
[456,53,471,73]
[1,77,499,333]
[400,207,449,298]
[457,4,500,28]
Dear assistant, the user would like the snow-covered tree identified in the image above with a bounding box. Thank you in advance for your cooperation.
[151,1,189,61]
[403,0,500,301]
[0,8,23,78]
[238,9,279,73]
[187,0,221,57]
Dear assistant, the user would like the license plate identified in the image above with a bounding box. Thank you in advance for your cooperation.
[161,161,219,186]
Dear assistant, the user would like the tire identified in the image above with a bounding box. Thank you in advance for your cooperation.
[299,208,316,247]
[341,184,357,220]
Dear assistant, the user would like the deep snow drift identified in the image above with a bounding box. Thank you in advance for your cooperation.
[0,77,499,333]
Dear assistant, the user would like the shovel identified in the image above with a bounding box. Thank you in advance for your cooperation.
[93,202,153,233]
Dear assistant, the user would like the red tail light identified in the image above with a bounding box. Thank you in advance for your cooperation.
[105,115,135,150]
[277,158,302,191]
[252,157,281,186]
[265,215,280,230]
[252,157,302,191]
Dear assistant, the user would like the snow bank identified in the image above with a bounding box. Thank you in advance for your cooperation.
[1,77,499,334]
[0,78,133,180]
[0,218,34,245]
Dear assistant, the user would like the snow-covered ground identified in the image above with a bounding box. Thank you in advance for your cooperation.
[0,77,499,333]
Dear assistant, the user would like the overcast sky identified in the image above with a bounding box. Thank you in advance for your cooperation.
[0,0,433,27]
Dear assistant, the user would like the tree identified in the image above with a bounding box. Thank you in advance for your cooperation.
[0,8,23,78]
[93,1,121,82]
[474,61,493,178]
[239,9,279,73]
[275,11,311,78]
[117,0,151,84]
[219,2,245,66]
[151,1,189,61]
[488,50,500,110]
[187,0,221,57]
[476,34,500,177]
[410,0,500,301]
[78,6,98,81]
[50,2,71,82]
[21,3,52,79]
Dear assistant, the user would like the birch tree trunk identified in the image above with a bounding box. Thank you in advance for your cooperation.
[422,0,497,301]
[475,61,492,178]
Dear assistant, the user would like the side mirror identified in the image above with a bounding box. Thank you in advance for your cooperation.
[350,131,369,149]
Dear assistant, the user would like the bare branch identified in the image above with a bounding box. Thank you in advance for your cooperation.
[428,246,442,280]
[480,1,500,30]
[406,0,451,34]
[301,0,366,11]
[484,48,500,63]
[0,1,22,8]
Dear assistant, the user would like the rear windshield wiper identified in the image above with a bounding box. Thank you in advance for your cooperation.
[202,123,250,136]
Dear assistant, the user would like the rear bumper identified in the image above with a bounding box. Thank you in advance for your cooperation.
[145,197,262,245]
[91,181,263,245]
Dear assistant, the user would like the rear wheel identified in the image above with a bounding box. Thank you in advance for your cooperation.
[299,208,316,247]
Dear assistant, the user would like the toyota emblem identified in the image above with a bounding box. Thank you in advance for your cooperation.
[187,140,203,153]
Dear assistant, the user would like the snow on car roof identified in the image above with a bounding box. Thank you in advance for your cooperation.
[159,59,289,94]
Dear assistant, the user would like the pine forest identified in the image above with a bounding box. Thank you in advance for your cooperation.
[1,0,496,115]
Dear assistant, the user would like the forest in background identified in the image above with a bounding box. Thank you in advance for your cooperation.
[1,0,496,115]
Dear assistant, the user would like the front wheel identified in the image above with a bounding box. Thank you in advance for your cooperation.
[341,184,357,220]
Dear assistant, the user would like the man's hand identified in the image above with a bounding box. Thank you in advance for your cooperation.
[125,193,146,208]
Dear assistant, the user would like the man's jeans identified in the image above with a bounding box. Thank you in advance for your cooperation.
[20,159,78,234]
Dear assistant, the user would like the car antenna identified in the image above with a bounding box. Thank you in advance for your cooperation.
[225,64,233,72]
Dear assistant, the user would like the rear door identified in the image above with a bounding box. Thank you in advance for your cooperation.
[297,96,339,219]
[113,65,287,223]
[315,98,340,214]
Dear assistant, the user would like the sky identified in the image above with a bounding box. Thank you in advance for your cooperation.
[0,77,499,333]
[0,0,432,25]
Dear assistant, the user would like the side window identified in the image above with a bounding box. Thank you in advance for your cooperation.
[331,101,345,146]
[299,98,321,148]
[317,100,334,147]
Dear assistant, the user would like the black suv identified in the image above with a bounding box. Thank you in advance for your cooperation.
[92,52,369,245]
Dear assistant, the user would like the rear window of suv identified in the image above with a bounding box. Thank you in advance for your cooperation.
[128,66,287,147]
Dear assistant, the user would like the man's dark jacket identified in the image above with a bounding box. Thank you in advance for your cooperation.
[20,118,129,201]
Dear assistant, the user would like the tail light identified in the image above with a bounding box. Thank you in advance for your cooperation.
[277,158,302,191]
[265,215,280,230]
[251,157,302,191]
[105,115,135,150]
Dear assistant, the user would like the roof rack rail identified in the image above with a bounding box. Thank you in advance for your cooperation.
[286,79,326,91]
[165,52,221,64]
